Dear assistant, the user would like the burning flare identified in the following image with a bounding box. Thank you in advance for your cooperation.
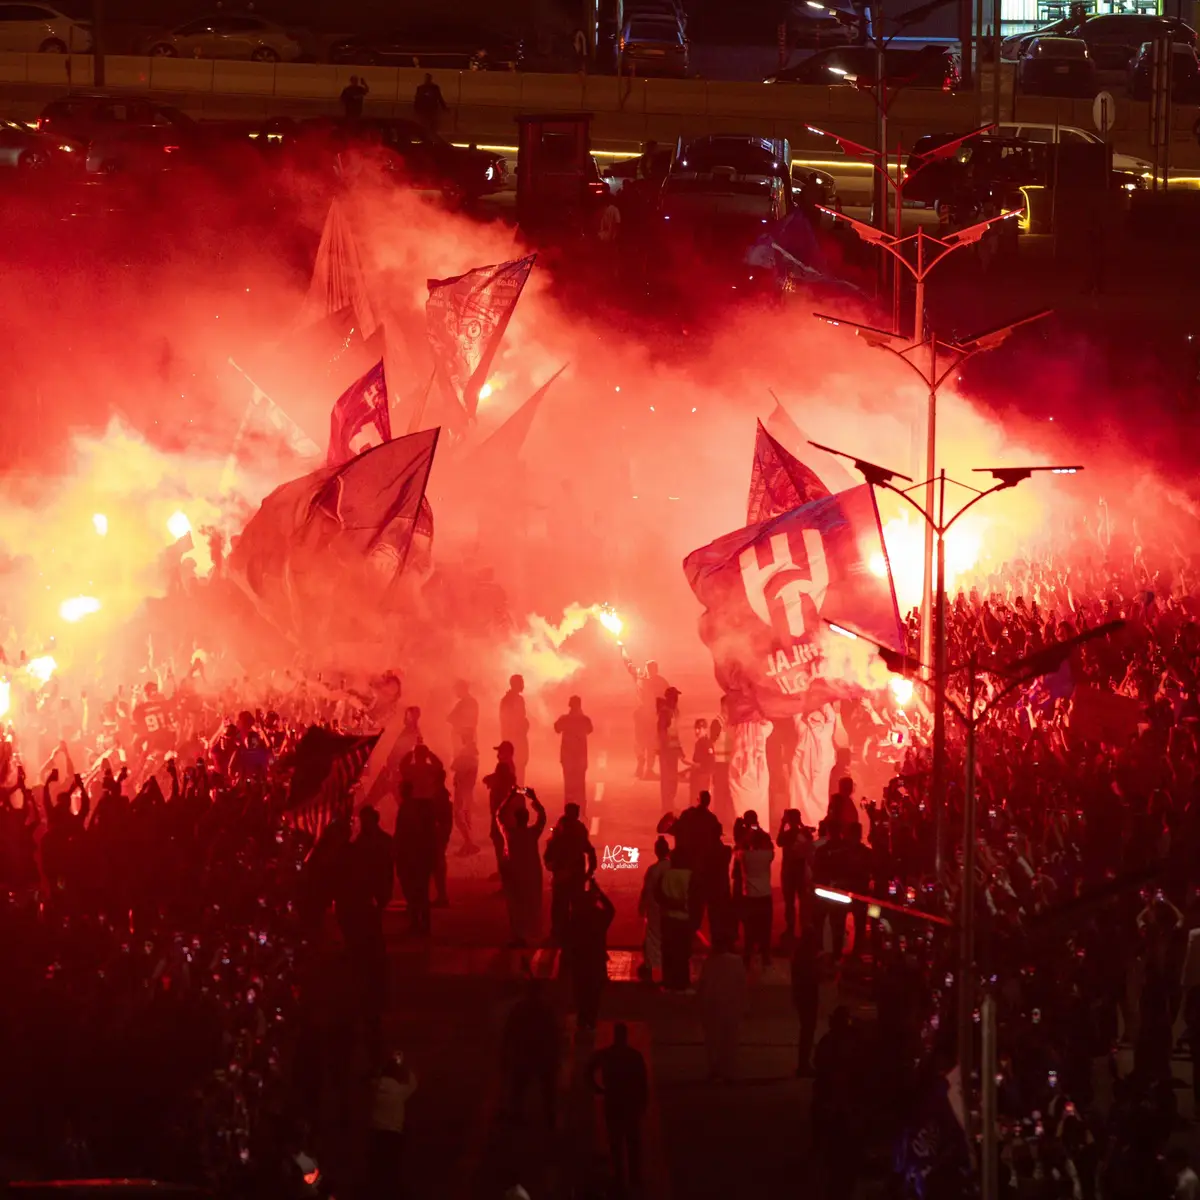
[888,675,915,706]
[92,513,108,537]
[0,678,9,719]
[167,510,192,541]
[26,655,56,686]
[60,596,101,623]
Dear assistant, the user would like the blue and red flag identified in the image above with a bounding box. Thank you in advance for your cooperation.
[328,359,390,467]
[683,485,903,722]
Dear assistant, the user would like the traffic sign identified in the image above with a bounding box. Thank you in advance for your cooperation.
[1093,91,1116,137]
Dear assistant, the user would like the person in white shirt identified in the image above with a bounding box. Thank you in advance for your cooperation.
[737,827,776,967]
[368,1051,418,1199]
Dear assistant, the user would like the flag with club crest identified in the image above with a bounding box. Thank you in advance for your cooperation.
[426,254,536,421]
[683,485,903,722]
[747,419,831,524]
[327,359,390,466]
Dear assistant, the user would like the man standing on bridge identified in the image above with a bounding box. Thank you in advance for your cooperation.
[413,73,448,134]
[340,74,368,120]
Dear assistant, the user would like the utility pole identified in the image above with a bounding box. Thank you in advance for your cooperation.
[92,0,104,87]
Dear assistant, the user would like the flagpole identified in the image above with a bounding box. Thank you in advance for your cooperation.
[407,367,437,435]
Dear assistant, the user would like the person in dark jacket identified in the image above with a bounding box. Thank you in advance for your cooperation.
[588,1022,648,1190]
[413,73,448,132]
[553,695,594,814]
[544,801,597,944]
[565,877,616,1036]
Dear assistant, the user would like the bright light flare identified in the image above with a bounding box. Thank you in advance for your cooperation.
[888,675,914,706]
[869,551,887,578]
[26,656,56,686]
[167,510,191,540]
[0,678,9,719]
[59,595,101,623]
[92,513,108,537]
[882,515,983,609]
[597,605,624,637]
[815,887,852,904]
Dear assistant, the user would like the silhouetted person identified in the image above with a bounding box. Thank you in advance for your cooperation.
[498,786,546,947]
[690,718,714,801]
[554,694,593,813]
[413,72,447,133]
[394,745,444,935]
[791,927,820,1077]
[450,737,479,856]
[340,74,368,119]
[447,679,478,752]
[367,1051,417,1200]
[500,674,530,786]
[588,1022,648,1190]
[544,801,597,944]
[657,687,685,813]
[777,809,812,941]
[624,655,667,778]
[565,877,615,1035]
[484,741,518,881]
[656,849,694,992]
[501,978,560,1127]
[431,774,453,908]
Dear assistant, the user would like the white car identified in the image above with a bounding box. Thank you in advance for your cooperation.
[0,3,91,52]
[996,121,1152,177]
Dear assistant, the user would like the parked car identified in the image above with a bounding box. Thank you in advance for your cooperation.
[140,14,307,62]
[619,14,688,76]
[626,0,687,31]
[785,1,861,48]
[37,93,197,173]
[1128,39,1200,101]
[0,3,90,52]
[765,42,959,89]
[0,117,83,170]
[1017,36,1097,97]
[995,122,1152,177]
[1000,16,1073,61]
[328,24,523,69]
[1073,13,1195,71]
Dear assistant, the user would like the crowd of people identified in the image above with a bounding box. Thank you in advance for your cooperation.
[6,518,1200,1198]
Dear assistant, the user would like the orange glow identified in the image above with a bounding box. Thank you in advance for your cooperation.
[26,656,56,686]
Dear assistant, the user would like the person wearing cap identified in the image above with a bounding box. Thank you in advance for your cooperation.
[657,686,686,814]
[484,741,518,881]
[553,695,594,815]
[499,674,530,787]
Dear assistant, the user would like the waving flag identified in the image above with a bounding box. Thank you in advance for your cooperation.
[426,254,536,421]
[286,725,381,839]
[683,485,903,722]
[747,419,830,524]
[328,359,390,466]
[230,428,440,635]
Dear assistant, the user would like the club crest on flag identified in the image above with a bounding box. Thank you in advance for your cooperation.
[739,527,829,641]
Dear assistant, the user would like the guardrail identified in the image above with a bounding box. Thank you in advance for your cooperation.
[0,52,1195,168]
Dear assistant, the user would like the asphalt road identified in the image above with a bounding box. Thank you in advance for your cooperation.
[375,731,863,1200]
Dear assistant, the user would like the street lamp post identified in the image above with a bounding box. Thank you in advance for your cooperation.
[806,123,998,326]
[811,315,1053,870]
